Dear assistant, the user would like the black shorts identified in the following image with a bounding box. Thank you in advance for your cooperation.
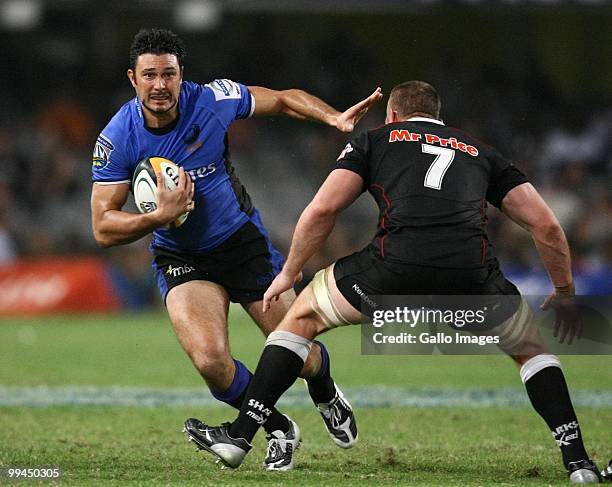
[152,217,284,304]
[334,246,520,328]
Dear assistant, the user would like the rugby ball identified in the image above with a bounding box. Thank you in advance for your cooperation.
[131,156,189,228]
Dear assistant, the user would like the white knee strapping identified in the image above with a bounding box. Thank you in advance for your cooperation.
[265,330,312,362]
[492,298,533,350]
[519,354,562,384]
[311,268,353,329]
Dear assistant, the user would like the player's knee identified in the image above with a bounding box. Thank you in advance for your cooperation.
[190,346,232,380]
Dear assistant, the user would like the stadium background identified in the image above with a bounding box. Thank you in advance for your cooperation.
[0,1,610,484]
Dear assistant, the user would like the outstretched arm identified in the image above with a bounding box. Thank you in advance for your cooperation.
[263,169,364,311]
[249,86,383,132]
[501,182,580,343]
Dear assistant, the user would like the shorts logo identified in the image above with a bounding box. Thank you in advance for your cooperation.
[92,134,114,170]
[352,283,378,309]
[165,264,195,278]
[337,143,354,161]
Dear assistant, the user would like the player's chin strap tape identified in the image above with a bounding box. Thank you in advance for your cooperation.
[311,268,353,329]
[519,354,562,384]
[265,331,312,363]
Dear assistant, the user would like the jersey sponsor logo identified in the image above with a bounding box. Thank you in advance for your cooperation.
[337,143,354,161]
[389,130,422,142]
[208,79,242,101]
[92,134,115,170]
[389,129,479,157]
[186,163,216,180]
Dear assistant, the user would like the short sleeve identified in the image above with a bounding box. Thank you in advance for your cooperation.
[205,79,254,125]
[334,131,370,188]
[91,131,132,184]
[485,148,529,209]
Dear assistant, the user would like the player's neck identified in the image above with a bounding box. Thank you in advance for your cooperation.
[143,105,179,129]
[402,111,437,121]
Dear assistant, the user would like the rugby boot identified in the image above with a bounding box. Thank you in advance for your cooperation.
[600,459,612,482]
[183,418,251,469]
[317,383,358,448]
[568,459,603,484]
[263,415,301,471]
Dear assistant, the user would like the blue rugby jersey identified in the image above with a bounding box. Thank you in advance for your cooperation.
[92,79,257,252]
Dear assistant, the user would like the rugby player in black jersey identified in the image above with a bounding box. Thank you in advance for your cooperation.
[186,81,608,483]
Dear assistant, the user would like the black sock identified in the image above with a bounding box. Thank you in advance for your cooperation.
[306,340,336,404]
[210,359,289,435]
[522,362,589,467]
[229,343,305,442]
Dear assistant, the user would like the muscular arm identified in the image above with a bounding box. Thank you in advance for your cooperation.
[249,86,382,132]
[262,169,363,310]
[501,182,573,289]
[91,169,194,247]
[283,169,364,275]
[92,183,161,247]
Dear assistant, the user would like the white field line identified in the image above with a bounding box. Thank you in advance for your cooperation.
[0,385,611,408]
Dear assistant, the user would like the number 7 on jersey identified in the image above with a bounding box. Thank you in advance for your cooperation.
[422,143,455,190]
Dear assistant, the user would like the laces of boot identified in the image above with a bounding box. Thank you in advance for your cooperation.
[330,400,344,429]
[266,438,285,460]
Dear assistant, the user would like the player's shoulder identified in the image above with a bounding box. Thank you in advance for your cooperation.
[442,124,498,155]
[93,99,139,172]
[184,78,248,105]
[99,99,139,143]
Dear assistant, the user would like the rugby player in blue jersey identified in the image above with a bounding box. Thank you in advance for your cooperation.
[90,28,382,471]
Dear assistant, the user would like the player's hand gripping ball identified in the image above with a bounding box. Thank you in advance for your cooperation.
[132,156,189,228]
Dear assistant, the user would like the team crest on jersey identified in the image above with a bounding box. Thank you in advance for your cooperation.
[92,134,114,170]
[337,143,354,161]
[208,79,242,101]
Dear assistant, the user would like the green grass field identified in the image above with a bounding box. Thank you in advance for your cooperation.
[1,308,610,485]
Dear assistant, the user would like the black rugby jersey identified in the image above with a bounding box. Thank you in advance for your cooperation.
[335,117,528,269]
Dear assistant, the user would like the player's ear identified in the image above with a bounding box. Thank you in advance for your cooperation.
[385,108,399,124]
[127,69,137,88]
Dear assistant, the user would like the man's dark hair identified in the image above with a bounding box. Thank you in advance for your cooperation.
[129,28,187,70]
[389,81,441,119]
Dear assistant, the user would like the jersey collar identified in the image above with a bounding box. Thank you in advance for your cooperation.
[406,116,445,125]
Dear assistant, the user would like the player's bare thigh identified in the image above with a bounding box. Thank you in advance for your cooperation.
[243,288,296,337]
[166,280,234,390]
[277,263,362,341]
